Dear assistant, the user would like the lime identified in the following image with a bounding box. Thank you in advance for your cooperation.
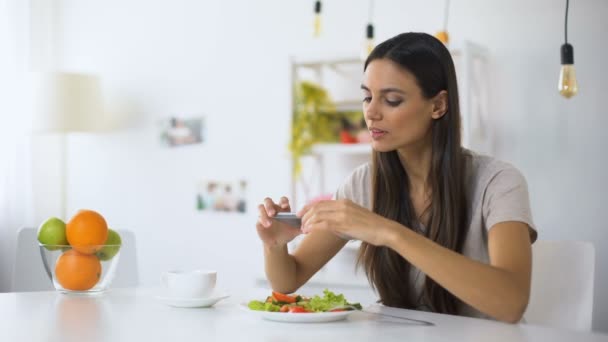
[96,229,122,261]
[37,217,68,250]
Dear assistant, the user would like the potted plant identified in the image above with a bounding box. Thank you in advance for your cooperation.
[289,81,337,177]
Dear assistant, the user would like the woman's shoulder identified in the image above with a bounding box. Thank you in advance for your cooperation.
[335,162,373,209]
[463,149,536,241]
[350,162,373,180]
[464,149,526,184]
[463,149,531,205]
[340,162,372,191]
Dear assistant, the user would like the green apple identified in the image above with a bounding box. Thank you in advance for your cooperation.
[37,217,68,250]
[96,229,122,261]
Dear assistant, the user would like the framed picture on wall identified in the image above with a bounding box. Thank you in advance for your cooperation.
[196,179,247,213]
[159,116,205,147]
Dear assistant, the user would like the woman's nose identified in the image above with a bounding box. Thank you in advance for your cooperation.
[364,101,382,121]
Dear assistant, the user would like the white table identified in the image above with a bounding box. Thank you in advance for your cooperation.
[1,287,606,342]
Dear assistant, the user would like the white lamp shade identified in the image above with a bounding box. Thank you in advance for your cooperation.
[32,72,104,133]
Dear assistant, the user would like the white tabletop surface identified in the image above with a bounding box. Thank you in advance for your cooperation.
[2,287,607,342]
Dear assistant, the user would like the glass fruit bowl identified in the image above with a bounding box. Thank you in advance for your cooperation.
[39,243,121,295]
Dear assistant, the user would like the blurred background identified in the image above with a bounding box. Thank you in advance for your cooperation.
[1,0,606,332]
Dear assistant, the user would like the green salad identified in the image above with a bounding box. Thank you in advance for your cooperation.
[248,289,362,313]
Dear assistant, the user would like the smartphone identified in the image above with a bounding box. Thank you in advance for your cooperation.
[272,212,302,228]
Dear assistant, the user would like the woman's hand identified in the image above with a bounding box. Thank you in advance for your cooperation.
[256,197,302,248]
[297,199,399,246]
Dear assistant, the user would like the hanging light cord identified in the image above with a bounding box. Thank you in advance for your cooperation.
[368,0,375,23]
[443,0,450,31]
[564,0,569,43]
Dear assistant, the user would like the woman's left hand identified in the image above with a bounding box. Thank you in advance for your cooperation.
[296,199,399,246]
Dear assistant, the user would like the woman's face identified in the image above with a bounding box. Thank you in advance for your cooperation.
[361,58,437,153]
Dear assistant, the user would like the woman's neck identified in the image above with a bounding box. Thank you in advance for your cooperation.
[397,142,432,196]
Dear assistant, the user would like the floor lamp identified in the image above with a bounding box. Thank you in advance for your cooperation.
[32,72,104,221]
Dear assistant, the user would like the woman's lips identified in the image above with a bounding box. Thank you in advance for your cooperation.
[370,128,387,139]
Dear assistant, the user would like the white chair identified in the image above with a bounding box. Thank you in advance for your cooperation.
[110,229,139,288]
[11,228,139,291]
[11,227,54,292]
[524,240,595,331]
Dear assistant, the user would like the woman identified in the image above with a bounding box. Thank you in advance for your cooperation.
[256,32,536,323]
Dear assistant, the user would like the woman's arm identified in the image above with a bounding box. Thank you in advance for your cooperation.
[264,230,347,294]
[258,197,348,293]
[383,220,532,323]
[263,243,296,293]
[298,199,533,322]
[298,199,532,322]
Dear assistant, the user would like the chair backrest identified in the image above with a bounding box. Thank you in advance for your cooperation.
[11,227,139,291]
[11,227,54,292]
[110,229,139,288]
[524,240,595,331]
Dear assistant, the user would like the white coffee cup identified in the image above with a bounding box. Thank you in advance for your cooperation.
[161,270,217,299]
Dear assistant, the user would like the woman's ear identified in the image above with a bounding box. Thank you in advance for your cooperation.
[431,90,448,119]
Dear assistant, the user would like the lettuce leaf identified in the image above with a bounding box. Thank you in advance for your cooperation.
[248,300,280,312]
[307,289,348,312]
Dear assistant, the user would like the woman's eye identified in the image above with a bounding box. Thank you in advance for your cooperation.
[386,99,402,107]
[362,96,372,103]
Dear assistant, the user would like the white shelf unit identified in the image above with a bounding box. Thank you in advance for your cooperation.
[289,57,369,210]
[450,41,491,154]
[287,58,371,289]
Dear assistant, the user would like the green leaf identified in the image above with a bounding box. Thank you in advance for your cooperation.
[247,300,266,311]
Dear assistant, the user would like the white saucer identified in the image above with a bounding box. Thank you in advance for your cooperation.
[155,292,230,308]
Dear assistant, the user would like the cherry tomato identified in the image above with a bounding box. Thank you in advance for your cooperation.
[272,291,297,304]
[288,306,310,313]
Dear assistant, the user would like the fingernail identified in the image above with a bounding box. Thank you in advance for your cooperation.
[269,210,275,216]
[265,220,272,227]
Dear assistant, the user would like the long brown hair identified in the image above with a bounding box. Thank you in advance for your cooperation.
[357,32,468,314]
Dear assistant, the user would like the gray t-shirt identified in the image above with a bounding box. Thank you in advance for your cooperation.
[334,150,537,319]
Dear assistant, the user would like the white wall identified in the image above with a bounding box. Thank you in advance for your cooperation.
[50,0,608,331]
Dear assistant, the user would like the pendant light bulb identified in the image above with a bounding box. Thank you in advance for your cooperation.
[559,0,577,99]
[362,0,375,59]
[559,43,578,98]
[313,1,322,38]
[365,23,375,56]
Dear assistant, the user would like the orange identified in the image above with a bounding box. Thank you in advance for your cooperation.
[55,249,102,291]
[66,209,108,254]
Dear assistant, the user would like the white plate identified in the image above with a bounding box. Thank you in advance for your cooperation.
[155,293,230,308]
[240,303,357,323]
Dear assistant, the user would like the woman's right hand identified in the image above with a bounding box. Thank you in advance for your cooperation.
[256,196,301,247]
